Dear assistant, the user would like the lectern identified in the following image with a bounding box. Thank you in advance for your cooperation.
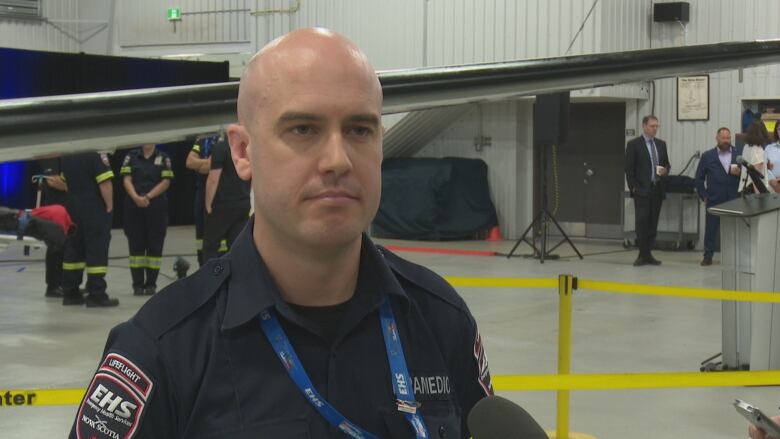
[710,194,780,370]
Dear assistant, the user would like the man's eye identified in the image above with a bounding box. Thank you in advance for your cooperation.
[350,127,373,137]
[291,125,314,136]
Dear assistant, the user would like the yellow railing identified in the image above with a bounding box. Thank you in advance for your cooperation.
[449,274,780,439]
[4,275,780,439]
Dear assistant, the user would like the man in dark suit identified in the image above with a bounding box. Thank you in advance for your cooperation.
[625,115,671,266]
[694,127,741,266]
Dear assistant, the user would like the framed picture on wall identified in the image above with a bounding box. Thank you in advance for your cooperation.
[677,75,709,121]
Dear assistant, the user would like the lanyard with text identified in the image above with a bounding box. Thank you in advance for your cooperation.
[258,299,429,439]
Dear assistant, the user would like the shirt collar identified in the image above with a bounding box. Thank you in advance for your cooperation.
[221,217,409,331]
[642,134,654,143]
[140,148,158,161]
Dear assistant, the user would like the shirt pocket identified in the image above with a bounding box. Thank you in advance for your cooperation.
[192,418,311,439]
[381,401,462,439]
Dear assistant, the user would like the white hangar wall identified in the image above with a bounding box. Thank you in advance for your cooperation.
[4,1,780,241]
[0,0,81,53]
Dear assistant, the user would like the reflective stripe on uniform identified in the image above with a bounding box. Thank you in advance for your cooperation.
[120,166,132,175]
[95,171,114,183]
[128,256,146,268]
[145,256,162,270]
[161,170,174,178]
[219,240,228,252]
[196,239,203,251]
[86,266,108,275]
[62,262,86,270]
[192,144,201,153]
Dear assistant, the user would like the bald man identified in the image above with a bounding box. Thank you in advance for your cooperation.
[70,29,492,439]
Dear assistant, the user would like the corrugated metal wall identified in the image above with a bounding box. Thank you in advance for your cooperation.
[114,0,425,70]
[117,0,251,48]
[425,0,601,66]
[0,0,80,52]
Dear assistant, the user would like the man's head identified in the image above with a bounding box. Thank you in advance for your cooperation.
[716,127,731,150]
[642,115,659,138]
[227,28,383,252]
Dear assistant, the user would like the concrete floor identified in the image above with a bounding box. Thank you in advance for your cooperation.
[0,225,774,438]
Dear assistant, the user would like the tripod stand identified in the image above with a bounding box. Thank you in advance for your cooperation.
[506,143,583,263]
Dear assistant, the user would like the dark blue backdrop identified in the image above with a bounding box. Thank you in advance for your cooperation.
[0,47,229,226]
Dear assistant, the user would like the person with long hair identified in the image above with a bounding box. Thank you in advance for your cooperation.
[739,121,771,194]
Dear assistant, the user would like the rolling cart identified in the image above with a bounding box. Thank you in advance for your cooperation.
[621,191,701,250]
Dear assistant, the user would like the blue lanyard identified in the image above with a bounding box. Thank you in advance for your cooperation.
[258,299,429,439]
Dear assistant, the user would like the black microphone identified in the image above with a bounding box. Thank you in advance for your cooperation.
[467,395,548,439]
[736,155,769,193]
[173,257,190,279]
[735,155,765,178]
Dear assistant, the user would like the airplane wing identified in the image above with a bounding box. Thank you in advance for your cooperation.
[1,39,780,163]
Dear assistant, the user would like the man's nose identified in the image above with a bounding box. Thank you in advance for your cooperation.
[319,132,353,176]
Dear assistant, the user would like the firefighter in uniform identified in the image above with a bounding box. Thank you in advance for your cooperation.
[186,134,227,266]
[38,158,69,298]
[121,144,174,296]
[61,152,119,307]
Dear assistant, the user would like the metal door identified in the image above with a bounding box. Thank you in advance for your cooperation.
[543,102,626,238]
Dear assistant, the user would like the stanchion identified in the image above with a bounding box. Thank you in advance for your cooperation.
[556,274,574,439]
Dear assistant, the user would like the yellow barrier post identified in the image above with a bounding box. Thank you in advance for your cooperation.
[555,274,575,439]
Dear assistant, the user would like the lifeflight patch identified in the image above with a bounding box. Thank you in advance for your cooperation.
[76,354,152,439]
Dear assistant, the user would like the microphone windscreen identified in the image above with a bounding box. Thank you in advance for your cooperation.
[467,395,548,439]
[736,155,745,165]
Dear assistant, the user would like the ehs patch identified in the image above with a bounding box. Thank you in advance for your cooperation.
[473,330,494,396]
[154,156,162,166]
[122,155,130,166]
[77,354,152,439]
[77,373,145,439]
[100,153,110,167]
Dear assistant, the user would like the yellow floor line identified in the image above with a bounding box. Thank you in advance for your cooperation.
[493,370,780,391]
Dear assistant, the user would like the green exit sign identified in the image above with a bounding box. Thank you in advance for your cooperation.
[167,8,182,21]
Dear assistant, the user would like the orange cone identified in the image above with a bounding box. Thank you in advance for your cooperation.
[486,225,502,241]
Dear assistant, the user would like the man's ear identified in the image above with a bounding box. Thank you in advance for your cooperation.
[227,124,252,181]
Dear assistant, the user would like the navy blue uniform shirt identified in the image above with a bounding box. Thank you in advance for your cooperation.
[70,218,492,439]
[120,148,174,195]
[60,152,114,209]
[191,136,216,192]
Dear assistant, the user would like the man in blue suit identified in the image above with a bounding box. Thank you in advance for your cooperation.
[694,127,741,266]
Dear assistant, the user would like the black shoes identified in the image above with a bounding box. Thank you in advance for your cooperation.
[86,296,119,308]
[45,286,64,298]
[63,290,118,307]
[701,257,713,266]
[633,255,662,266]
[62,294,85,305]
[134,286,156,296]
